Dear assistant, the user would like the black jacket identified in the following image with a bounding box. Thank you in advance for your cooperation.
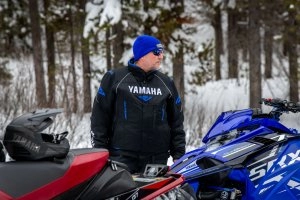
[90,58,185,159]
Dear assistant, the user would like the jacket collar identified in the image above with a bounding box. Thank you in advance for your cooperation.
[127,58,157,82]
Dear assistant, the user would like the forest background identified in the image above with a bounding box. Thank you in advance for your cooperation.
[0,0,299,151]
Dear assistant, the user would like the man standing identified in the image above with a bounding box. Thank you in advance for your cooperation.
[90,35,185,173]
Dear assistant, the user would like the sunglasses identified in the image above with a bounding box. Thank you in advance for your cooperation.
[152,48,164,56]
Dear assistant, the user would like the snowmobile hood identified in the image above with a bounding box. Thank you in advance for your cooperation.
[202,109,253,143]
[202,108,294,144]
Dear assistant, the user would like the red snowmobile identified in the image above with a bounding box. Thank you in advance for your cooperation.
[0,109,185,200]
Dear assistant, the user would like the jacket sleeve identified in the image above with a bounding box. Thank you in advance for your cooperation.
[167,79,186,160]
[90,71,115,149]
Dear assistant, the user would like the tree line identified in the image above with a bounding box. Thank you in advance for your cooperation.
[0,0,299,116]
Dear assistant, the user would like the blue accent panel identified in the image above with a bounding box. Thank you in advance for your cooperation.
[108,70,114,75]
[138,95,153,102]
[161,107,165,121]
[123,100,127,119]
[175,96,181,104]
[98,87,105,96]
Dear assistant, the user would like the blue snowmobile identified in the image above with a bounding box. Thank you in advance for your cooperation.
[171,98,300,200]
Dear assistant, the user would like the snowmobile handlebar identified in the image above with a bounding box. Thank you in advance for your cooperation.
[260,98,300,120]
[260,98,300,113]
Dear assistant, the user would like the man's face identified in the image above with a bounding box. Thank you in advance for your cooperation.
[138,49,164,72]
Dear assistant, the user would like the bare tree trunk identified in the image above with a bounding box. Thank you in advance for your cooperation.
[213,4,223,80]
[235,1,248,63]
[28,0,47,107]
[69,6,78,113]
[44,0,56,107]
[286,7,299,102]
[79,0,92,113]
[173,46,185,107]
[264,28,273,79]
[81,38,91,113]
[106,27,112,71]
[228,7,238,79]
[142,0,152,34]
[112,21,124,68]
[288,47,298,102]
[240,26,248,62]
[263,0,275,79]
[171,0,185,108]
[248,0,262,108]
[4,1,14,56]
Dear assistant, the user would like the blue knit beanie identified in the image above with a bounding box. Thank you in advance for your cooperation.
[133,35,163,61]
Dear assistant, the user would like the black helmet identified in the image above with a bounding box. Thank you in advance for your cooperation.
[3,109,70,161]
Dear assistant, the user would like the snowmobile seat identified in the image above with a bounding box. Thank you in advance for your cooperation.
[0,148,108,199]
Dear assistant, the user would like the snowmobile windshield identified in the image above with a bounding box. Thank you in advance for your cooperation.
[205,129,241,151]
